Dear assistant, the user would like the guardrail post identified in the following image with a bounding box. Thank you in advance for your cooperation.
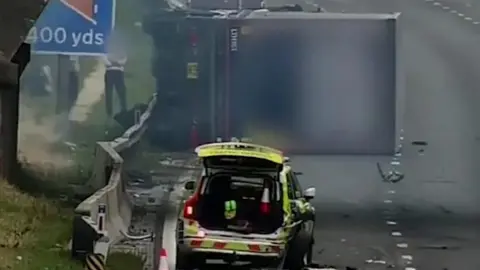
[94,236,110,261]
[134,109,141,125]
[97,204,107,236]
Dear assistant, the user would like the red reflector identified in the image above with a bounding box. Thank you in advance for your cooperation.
[213,242,227,249]
[271,246,281,253]
[191,240,202,247]
[248,244,261,252]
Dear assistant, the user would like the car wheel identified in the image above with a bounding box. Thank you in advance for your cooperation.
[284,230,310,270]
[176,249,203,270]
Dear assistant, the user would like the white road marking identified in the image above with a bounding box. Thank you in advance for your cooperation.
[433,2,441,5]
[392,231,403,236]
[450,10,457,13]
[397,243,409,248]
[465,17,473,20]
[384,200,393,204]
[402,255,413,260]
[391,161,401,166]
[458,13,465,17]
[388,190,396,194]
[442,6,450,9]
[386,221,397,225]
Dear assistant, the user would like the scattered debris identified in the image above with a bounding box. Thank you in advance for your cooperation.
[438,205,453,214]
[411,140,428,146]
[377,162,405,183]
[418,244,461,250]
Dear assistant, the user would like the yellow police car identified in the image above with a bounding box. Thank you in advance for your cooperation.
[176,142,316,270]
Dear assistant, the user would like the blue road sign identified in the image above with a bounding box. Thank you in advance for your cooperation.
[27,0,116,55]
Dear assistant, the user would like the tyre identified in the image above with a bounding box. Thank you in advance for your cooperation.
[175,249,204,270]
[284,230,310,270]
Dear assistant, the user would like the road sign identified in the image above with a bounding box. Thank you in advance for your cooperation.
[26,0,116,55]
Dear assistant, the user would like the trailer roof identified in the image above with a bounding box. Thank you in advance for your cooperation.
[246,10,401,19]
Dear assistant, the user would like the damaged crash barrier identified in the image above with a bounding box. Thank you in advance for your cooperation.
[224,200,237,219]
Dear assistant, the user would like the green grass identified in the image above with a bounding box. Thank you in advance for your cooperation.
[106,253,144,270]
[0,178,145,270]
[0,180,82,270]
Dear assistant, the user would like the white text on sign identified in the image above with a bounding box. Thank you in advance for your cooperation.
[26,26,105,47]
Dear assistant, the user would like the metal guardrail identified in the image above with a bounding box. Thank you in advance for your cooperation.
[71,93,157,262]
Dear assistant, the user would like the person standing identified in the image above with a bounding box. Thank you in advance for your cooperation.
[67,55,80,112]
[103,45,128,117]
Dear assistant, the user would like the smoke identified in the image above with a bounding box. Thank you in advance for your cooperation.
[17,101,74,168]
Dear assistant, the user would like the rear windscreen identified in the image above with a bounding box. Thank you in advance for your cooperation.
[205,156,279,170]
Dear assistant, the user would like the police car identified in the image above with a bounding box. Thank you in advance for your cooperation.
[176,141,316,270]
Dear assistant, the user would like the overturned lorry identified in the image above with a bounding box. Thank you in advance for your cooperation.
[142,8,403,155]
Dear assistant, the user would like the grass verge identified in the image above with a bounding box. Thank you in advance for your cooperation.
[0,179,81,270]
[0,179,145,270]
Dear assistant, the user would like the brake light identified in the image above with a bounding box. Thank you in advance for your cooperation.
[190,30,198,47]
[183,194,199,219]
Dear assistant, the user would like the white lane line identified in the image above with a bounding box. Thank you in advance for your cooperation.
[465,17,473,20]
[474,21,480,24]
[442,6,450,9]
[402,255,413,260]
[458,13,465,17]
[386,221,397,225]
[388,190,396,194]
[450,10,458,13]
[384,200,393,204]
[433,2,441,5]
[397,243,409,248]
[392,231,403,237]
[391,161,401,166]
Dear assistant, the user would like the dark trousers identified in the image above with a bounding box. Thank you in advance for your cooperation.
[104,69,127,116]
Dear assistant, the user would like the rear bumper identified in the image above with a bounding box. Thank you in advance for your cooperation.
[178,237,285,258]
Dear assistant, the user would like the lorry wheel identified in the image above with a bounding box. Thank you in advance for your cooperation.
[284,231,310,270]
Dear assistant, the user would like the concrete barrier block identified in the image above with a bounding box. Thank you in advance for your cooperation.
[72,94,158,261]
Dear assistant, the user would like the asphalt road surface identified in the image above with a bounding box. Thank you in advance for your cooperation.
[292,0,480,269]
